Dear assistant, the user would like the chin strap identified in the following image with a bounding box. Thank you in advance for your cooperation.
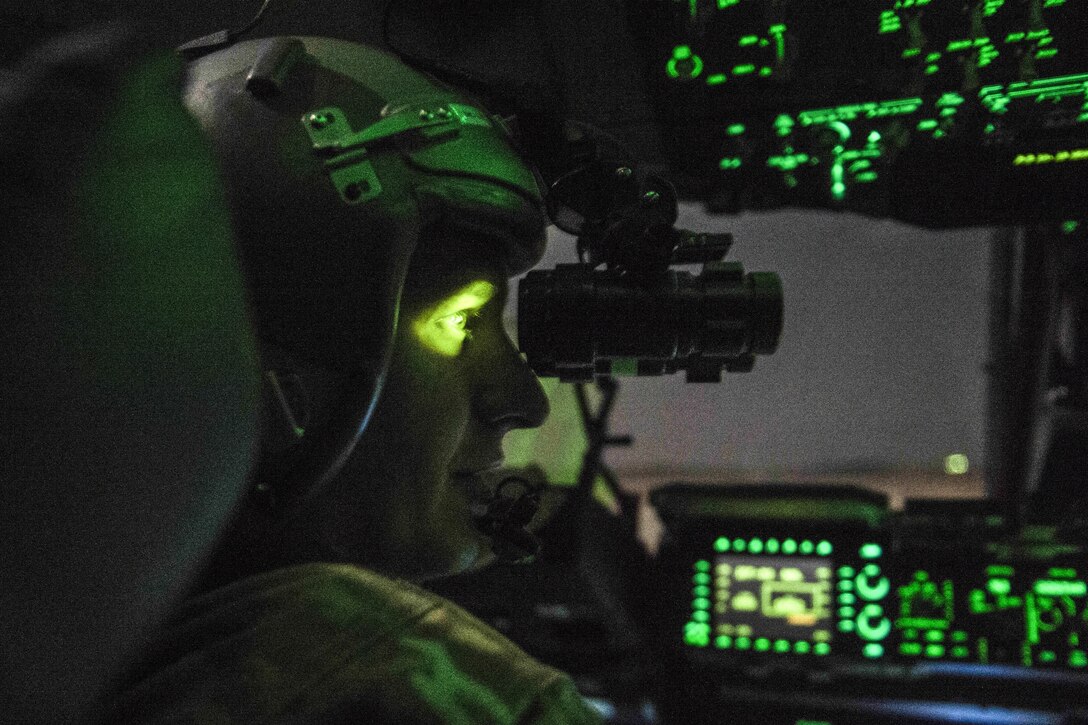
[472,476,543,565]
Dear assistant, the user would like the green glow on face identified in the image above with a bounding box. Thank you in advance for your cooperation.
[411,280,495,357]
[944,453,969,475]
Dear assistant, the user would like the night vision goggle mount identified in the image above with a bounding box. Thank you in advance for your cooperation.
[519,122,784,383]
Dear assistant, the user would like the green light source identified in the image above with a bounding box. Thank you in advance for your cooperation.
[695,560,711,572]
[748,538,764,553]
[727,123,746,135]
[814,642,830,656]
[733,538,746,552]
[716,635,732,648]
[860,543,882,559]
[944,453,969,475]
[782,538,797,554]
[755,638,770,651]
[863,643,884,658]
[667,46,704,80]
[800,540,815,554]
[795,641,811,653]
[707,74,727,86]
[715,536,730,552]
[766,538,780,553]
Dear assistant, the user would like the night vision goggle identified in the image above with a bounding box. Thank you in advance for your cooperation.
[518,123,784,383]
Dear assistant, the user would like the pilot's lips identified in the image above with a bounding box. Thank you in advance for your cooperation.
[449,459,504,502]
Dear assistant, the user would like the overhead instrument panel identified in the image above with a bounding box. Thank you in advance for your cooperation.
[628,0,1088,226]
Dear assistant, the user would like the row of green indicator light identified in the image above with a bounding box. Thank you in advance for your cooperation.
[714,635,831,656]
[714,536,833,555]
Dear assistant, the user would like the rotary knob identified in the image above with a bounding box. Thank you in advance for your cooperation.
[856,603,891,641]
[855,564,890,601]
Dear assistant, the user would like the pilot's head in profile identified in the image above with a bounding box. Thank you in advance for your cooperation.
[184,36,551,583]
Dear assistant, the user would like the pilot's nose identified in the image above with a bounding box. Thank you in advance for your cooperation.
[472,334,550,432]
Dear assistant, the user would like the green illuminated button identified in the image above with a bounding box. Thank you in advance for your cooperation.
[694,560,711,572]
[838,606,856,618]
[666,46,704,80]
[816,540,833,556]
[863,643,884,659]
[693,597,710,610]
[925,644,945,658]
[692,585,711,597]
[715,635,732,649]
[795,641,811,654]
[900,642,922,656]
[782,539,797,554]
[692,610,710,623]
[714,536,730,552]
[733,538,746,552]
[735,637,751,650]
[1070,650,1087,668]
[748,538,764,554]
[814,642,831,656]
[855,571,891,601]
[856,604,891,641]
[838,580,854,592]
[685,631,709,647]
[755,638,770,651]
[952,646,969,658]
[860,543,882,559]
[684,622,710,647]
[766,538,780,553]
[838,592,856,605]
[1039,650,1057,663]
[837,566,856,578]
[693,573,711,585]
[951,631,968,643]
[924,630,944,642]
[800,540,814,554]
[774,639,790,653]
[838,619,855,633]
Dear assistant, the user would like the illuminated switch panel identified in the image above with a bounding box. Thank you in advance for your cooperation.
[684,535,870,658]
[888,562,1088,670]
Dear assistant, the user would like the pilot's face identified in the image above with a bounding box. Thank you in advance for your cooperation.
[311,236,549,580]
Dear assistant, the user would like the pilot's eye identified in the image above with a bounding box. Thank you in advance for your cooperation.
[436,309,479,342]
[412,280,496,357]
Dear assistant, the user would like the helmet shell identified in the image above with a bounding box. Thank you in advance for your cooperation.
[182,36,547,499]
